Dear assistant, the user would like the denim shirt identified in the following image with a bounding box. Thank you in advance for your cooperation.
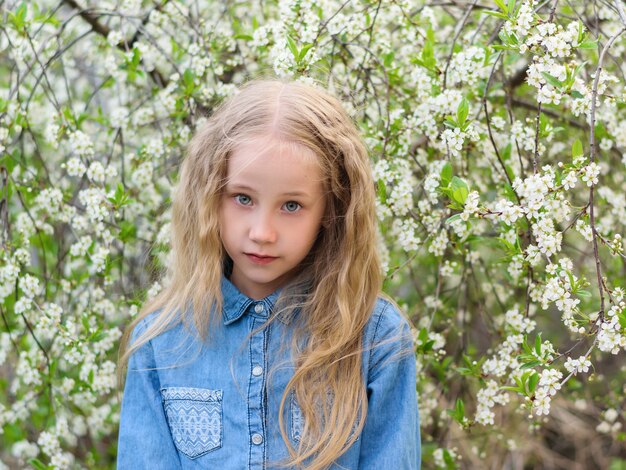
[117,277,421,469]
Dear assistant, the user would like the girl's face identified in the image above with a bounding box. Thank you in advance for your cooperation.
[219,138,326,299]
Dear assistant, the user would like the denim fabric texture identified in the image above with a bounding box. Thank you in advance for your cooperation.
[117,277,421,469]
[161,387,223,458]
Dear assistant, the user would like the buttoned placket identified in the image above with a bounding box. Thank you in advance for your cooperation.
[248,301,269,469]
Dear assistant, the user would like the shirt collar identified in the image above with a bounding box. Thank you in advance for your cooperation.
[221,276,283,325]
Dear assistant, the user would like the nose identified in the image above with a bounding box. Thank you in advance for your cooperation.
[249,211,277,244]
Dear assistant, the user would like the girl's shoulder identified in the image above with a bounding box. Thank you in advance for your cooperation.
[130,308,163,340]
[128,307,189,348]
[362,296,415,380]
[365,296,414,347]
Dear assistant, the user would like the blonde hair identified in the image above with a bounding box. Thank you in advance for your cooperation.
[118,79,382,469]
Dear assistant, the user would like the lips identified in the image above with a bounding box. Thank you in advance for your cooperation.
[245,253,278,265]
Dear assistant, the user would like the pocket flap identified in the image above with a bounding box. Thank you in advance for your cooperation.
[161,387,223,459]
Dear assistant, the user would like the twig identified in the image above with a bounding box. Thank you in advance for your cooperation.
[587,22,626,319]
[532,101,542,174]
[481,52,520,197]
[613,0,626,25]
[596,232,626,260]
[59,1,168,87]
[557,340,595,389]
[560,203,590,234]
[548,0,560,22]
[0,167,9,248]
[442,0,479,89]
[313,0,352,43]
[531,0,560,174]
[506,98,586,129]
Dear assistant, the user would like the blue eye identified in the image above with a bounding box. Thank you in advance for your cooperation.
[235,194,252,206]
[283,201,301,213]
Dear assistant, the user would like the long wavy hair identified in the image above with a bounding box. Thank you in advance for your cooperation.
[118,79,382,469]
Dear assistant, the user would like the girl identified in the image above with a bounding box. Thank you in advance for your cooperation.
[117,79,420,469]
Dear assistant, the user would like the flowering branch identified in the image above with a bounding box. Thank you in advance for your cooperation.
[587,23,626,318]
[60,0,168,86]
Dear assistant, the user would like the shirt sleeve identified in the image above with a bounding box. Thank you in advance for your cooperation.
[117,318,181,469]
[358,301,421,469]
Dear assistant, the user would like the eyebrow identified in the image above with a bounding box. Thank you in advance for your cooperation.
[225,183,256,193]
[226,183,312,198]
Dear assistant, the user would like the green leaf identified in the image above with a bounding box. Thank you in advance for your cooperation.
[456,98,469,127]
[440,162,453,186]
[573,61,587,79]
[577,289,592,298]
[450,176,470,205]
[483,10,509,20]
[377,179,387,204]
[443,449,456,467]
[578,40,597,49]
[541,72,563,88]
[108,182,132,208]
[9,3,28,30]
[416,329,435,353]
[131,47,141,67]
[49,358,58,378]
[183,68,195,94]
[447,398,466,425]
[494,0,508,13]
[418,327,428,344]
[81,315,90,332]
[383,51,395,68]
[444,116,458,129]
[491,43,517,51]
[595,123,608,140]
[456,398,465,416]
[572,139,583,158]
[298,43,314,63]
[577,21,585,44]
[419,28,437,71]
[534,333,542,356]
[528,371,539,394]
[571,90,584,99]
[17,2,28,22]
[508,0,516,13]
[28,459,49,470]
[445,214,462,225]
[118,220,137,243]
[286,35,299,60]
[115,182,125,200]
[501,142,512,161]
[520,360,542,370]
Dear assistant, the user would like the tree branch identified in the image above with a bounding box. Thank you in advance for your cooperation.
[587,22,626,319]
[60,0,168,87]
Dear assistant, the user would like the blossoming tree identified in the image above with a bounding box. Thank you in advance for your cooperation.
[1,0,626,468]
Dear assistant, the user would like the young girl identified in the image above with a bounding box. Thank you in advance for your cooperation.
[117,79,420,469]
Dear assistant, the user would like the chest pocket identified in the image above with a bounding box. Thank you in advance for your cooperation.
[161,387,223,458]
[290,391,360,444]
[290,392,305,443]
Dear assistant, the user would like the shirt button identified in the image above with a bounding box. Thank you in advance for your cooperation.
[254,303,264,313]
[252,365,263,376]
[252,433,263,445]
